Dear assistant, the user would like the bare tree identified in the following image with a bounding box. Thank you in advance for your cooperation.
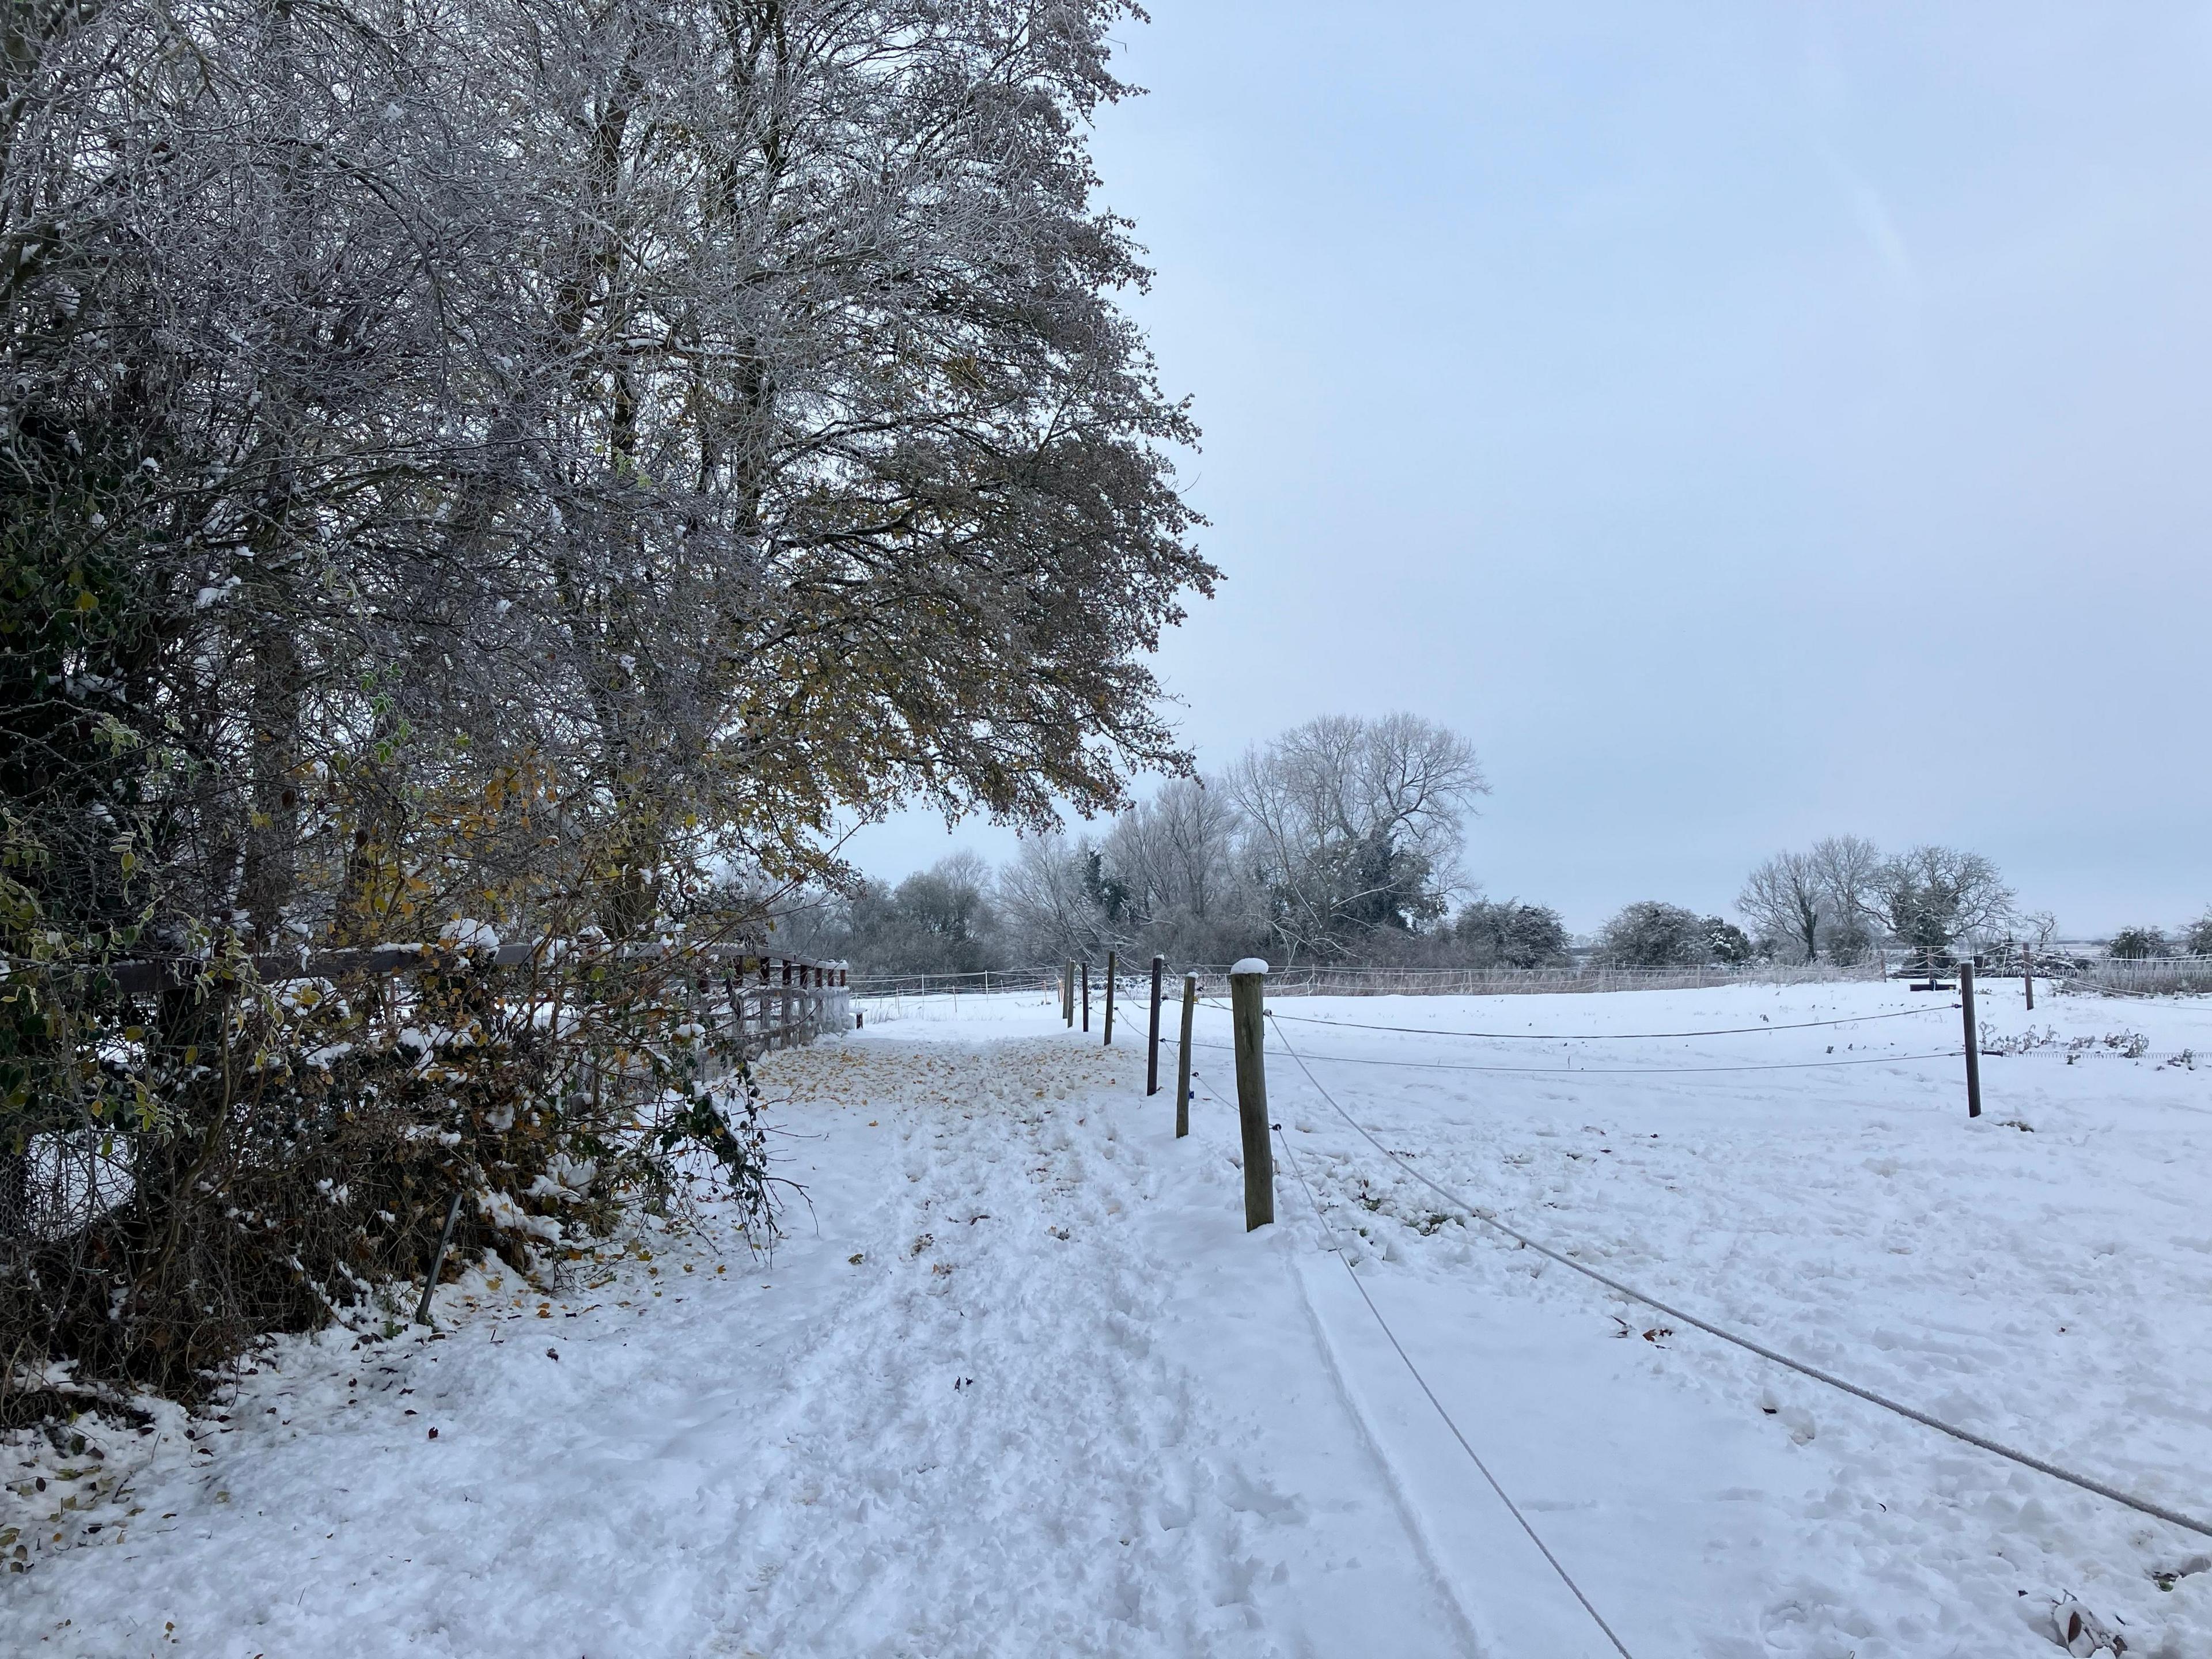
[995,835,1110,965]
[1809,835,1885,961]
[1097,777,1263,960]
[1226,714,1487,960]
[1738,852,1827,963]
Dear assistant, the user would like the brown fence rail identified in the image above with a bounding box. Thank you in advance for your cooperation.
[88,941,852,1056]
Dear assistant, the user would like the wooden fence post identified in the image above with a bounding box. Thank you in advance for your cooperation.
[1176,973,1196,1139]
[1104,950,1116,1044]
[1081,960,1090,1032]
[1961,959,1982,1119]
[1063,959,1073,1025]
[2024,945,2035,1012]
[1229,959,1272,1230]
[1146,955,1164,1095]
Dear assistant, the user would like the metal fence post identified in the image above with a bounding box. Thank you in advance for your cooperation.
[1961,959,1982,1119]
[1176,973,1196,1139]
[1147,955,1164,1094]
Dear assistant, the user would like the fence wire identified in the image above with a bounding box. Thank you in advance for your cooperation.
[1270,1112,1638,1658]
[1252,1002,1960,1042]
[1185,1037,1964,1078]
[1260,1014,2212,1542]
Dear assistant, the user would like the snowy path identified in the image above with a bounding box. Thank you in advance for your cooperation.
[2,1037,1470,1657]
[7,983,2212,1656]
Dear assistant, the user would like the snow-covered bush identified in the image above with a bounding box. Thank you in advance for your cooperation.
[1592,902,1754,967]
[0,923,778,1412]
[2107,926,2166,960]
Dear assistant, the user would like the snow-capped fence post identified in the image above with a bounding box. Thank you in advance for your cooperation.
[1176,974,1196,1139]
[1062,960,1073,1025]
[1960,960,1983,1119]
[1146,955,1164,1094]
[2023,945,2035,1011]
[1229,960,1274,1230]
[1104,950,1117,1044]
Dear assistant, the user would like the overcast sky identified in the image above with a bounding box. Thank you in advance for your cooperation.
[846,2,2212,937]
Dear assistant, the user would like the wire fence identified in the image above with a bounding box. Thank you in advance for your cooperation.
[2057,957,2212,997]
[1258,1014,2212,1543]
[847,957,1894,1015]
[1185,1036,1964,1078]
[1253,1001,1956,1041]
[846,967,1060,1000]
[844,952,2212,1009]
[1267,1107,1638,1658]
[1177,959,1888,998]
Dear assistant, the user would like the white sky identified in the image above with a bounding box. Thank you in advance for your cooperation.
[846,2,2212,937]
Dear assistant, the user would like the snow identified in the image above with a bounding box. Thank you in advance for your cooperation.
[7,980,2211,1655]
[1231,957,1270,976]
[436,918,501,953]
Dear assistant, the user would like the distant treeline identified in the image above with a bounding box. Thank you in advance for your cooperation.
[785,723,2086,980]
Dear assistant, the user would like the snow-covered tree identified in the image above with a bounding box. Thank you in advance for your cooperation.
[1226,714,1487,961]
[1874,846,2015,960]
[1,0,1210,1400]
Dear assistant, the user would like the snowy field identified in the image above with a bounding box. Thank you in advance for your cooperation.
[6,979,2211,1657]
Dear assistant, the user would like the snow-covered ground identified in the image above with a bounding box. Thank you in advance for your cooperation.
[8,979,2211,1656]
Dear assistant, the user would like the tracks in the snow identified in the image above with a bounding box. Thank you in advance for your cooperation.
[717,1037,1268,1656]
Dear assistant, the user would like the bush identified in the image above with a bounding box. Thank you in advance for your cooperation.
[1703,917,1758,965]
[1592,902,1756,968]
[1452,900,1571,968]
[1,931,777,1410]
[2108,926,2167,960]
[1593,902,1705,967]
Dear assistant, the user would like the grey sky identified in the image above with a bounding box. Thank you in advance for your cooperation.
[846,2,2212,937]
